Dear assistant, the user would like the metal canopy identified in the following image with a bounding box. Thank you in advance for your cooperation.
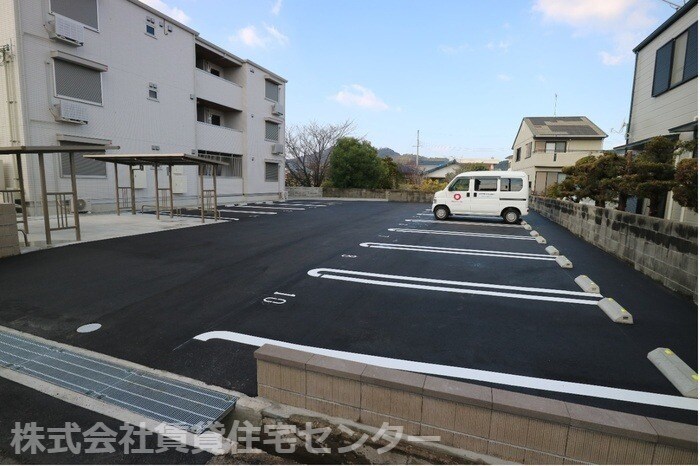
[0,145,120,246]
[83,153,224,223]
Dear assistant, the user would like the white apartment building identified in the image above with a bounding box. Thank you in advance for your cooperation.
[615,0,697,224]
[0,0,287,214]
[510,116,607,194]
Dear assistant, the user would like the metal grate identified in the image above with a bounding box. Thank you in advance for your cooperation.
[0,330,236,433]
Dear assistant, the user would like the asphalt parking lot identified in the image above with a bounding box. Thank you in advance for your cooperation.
[0,200,697,428]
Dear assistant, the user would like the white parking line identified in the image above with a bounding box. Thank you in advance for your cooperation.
[269,203,327,207]
[193,331,698,412]
[388,228,536,241]
[308,268,601,305]
[223,205,306,211]
[360,242,557,262]
[405,219,522,229]
[219,209,277,215]
[176,214,238,222]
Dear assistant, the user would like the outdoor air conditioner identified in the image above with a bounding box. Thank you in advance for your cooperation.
[271,102,284,116]
[48,14,84,46]
[70,198,91,214]
[53,101,89,124]
[271,143,284,155]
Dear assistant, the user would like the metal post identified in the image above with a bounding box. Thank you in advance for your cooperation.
[154,163,160,220]
[199,165,205,223]
[69,152,81,241]
[14,153,28,234]
[212,165,218,220]
[129,165,136,215]
[168,166,174,218]
[114,162,120,216]
[37,153,51,245]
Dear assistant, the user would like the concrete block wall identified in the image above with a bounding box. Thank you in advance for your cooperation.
[286,187,323,198]
[302,187,434,203]
[255,344,698,465]
[0,204,19,259]
[530,197,698,301]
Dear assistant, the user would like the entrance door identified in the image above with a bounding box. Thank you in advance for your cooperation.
[446,177,471,214]
[471,176,500,215]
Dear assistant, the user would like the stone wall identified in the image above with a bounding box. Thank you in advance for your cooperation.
[530,196,698,301]
[255,344,698,464]
[301,187,434,203]
[286,187,323,198]
[0,204,19,259]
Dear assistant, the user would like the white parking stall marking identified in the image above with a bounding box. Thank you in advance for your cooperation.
[219,209,278,215]
[405,219,522,229]
[224,205,306,211]
[388,228,536,241]
[360,242,557,262]
[271,203,328,207]
[176,214,238,221]
[193,331,698,412]
[308,268,602,305]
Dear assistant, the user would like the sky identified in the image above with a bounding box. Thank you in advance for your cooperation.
[142,0,680,159]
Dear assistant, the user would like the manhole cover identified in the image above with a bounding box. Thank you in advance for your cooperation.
[77,323,101,333]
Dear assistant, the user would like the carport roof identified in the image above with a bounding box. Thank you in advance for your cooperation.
[83,153,228,166]
[0,145,119,154]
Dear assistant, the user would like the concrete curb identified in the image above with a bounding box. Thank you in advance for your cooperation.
[535,236,547,244]
[529,230,539,237]
[555,255,573,268]
[597,298,633,324]
[545,245,560,256]
[575,275,600,293]
[648,348,698,398]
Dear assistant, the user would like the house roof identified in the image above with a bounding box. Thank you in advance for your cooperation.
[633,0,697,53]
[422,159,458,175]
[523,116,608,138]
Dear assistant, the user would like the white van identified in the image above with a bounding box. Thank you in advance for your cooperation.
[432,171,529,224]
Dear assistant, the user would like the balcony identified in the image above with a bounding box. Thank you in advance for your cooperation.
[513,150,602,169]
[195,69,243,111]
[196,122,244,154]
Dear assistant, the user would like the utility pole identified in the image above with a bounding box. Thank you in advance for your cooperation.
[414,130,420,167]
[554,93,558,117]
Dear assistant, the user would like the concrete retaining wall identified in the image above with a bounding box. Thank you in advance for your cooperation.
[255,344,698,464]
[0,204,19,259]
[530,196,698,301]
[307,187,434,203]
[286,187,323,198]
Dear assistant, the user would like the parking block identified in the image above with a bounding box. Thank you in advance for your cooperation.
[575,275,600,293]
[555,256,573,268]
[530,230,540,237]
[647,348,698,398]
[535,236,547,244]
[523,224,532,231]
[545,246,560,256]
[597,298,633,324]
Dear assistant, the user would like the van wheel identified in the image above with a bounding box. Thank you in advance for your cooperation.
[434,205,450,220]
[502,208,520,224]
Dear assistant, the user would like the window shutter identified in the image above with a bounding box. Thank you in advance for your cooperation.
[265,121,280,141]
[50,0,98,29]
[652,41,673,96]
[684,22,698,82]
[60,143,106,177]
[54,59,103,104]
[265,162,279,181]
[265,80,280,101]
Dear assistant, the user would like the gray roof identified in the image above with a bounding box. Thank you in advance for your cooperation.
[522,116,608,138]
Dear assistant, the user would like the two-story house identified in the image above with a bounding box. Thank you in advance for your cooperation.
[510,116,608,194]
[615,0,697,224]
[0,0,286,214]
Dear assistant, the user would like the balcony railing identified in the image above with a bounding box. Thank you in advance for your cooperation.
[514,150,603,167]
[195,69,243,111]
[196,122,244,154]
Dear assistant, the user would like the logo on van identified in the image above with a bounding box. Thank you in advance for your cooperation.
[453,193,462,200]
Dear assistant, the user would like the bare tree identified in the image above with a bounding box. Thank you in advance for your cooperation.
[285,120,355,187]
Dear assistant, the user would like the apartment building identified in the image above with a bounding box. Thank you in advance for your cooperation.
[0,0,286,213]
[510,116,607,194]
[615,0,697,224]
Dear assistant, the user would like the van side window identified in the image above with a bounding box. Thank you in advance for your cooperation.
[501,178,523,192]
[448,178,470,191]
[474,177,498,191]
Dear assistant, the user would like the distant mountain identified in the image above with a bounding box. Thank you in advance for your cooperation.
[377,148,402,159]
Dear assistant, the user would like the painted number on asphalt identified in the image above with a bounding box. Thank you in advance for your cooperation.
[263,291,296,305]
[342,254,357,258]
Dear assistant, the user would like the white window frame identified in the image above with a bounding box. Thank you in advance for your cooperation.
[50,0,100,32]
[52,57,104,107]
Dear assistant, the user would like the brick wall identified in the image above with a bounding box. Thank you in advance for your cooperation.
[255,344,698,464]
[530,196,698,302]
[0,204,19,259]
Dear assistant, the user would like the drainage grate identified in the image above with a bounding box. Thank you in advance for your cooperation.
[0,330,236,433]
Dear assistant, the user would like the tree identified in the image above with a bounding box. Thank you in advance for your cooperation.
[556,152,626,206]
[285,120,355,187]
[328,138,387,189]
[378,156,404,189]
[620,136,677,217]
[672,158,698,211]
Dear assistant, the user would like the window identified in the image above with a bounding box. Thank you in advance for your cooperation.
[525,142,532,158]
[210,68,220,77]
[59,142,106,177]
[265,162,279,181]
[210,114,221,126]
[265,121,280,141]
[50,0,98,29]
[265,80,280,102]
[474,177,498,192]
[545,141,567,152]
[146,23,156,36]
[652,22,698,96]
[148,82,158,100]
[515,148,521,162]
[501,178,523,192]
[448,178,470,191]
[54,59,103,104]
[198,152,242,177]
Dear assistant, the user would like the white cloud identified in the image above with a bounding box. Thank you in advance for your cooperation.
[140,0,191,25]
[229,24,289,48]
[271,0,283,16]
[535,74,547,83]
[532,0,658,66]
[330,85,390,111]
[497,74,513,82]
[486,40,511,52]
[438,43,472,54]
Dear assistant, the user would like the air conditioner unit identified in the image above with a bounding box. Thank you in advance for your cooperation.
[53,101,88,124]
[70,198,91,213]
[48,14,84,46]
[271,102,284,116]
[271,143,284,155]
